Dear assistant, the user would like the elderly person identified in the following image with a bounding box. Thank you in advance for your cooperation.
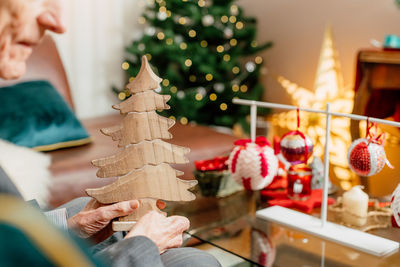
[0,0,220,266]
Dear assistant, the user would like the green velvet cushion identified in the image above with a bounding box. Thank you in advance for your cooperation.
[0,80,90,151]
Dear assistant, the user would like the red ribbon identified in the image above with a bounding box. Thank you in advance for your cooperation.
[234,136,271,147]
[365,118,385,145]
[194,156,229,172]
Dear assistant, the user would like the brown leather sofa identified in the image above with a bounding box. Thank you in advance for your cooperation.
[0,35,237,208]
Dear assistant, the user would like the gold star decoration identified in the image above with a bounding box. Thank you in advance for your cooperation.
[272,26,356,190]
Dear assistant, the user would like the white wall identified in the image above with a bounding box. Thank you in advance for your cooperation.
[238,0,400,104]
[54,0,145,119]
[56,0,400,118]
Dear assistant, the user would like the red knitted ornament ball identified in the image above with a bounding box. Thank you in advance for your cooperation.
[391,184,400,227]
[347,138,387,177]
[228,137,278,190]
[280,131,313,165]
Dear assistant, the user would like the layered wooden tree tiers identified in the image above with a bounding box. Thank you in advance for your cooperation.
[86,56,197,231]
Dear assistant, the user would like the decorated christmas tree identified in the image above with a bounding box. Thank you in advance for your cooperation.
[87,56,197,231]
[114,0,272,129]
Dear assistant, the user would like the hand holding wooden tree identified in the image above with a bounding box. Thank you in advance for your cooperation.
[86,56,197,231]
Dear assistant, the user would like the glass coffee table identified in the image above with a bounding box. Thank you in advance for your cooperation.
[167,190,400,266]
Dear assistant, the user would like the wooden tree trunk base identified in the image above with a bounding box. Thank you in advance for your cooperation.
[120,198,160,221]
[112,199,162,232]
[112,221,136,232]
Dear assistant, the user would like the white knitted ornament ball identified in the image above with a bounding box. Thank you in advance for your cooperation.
[347,138,388,177]
[251,229,275,267]
[228,138,278,190]
[391,184,400,227]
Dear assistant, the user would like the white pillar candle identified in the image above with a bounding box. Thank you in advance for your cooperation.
[342,186,369,226]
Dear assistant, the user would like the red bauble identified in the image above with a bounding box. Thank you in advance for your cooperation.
[280,131,313,165]
[347,138,387,177]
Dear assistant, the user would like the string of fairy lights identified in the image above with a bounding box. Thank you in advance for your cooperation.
[119,0,266,126]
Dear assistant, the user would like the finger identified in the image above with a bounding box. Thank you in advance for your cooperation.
[37,11,66,34]
[169,215,190,229]
[98,200,140,221]
[43,0,67,33]
[167,216,190,235]
[156,200,166,210]
[166,234,184,250]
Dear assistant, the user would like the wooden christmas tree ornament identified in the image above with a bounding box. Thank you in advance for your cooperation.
[112,90,171,114]
[125,56,163,93]
[86,56,197,231]
[92,140,190,178]
[101,111,175,147]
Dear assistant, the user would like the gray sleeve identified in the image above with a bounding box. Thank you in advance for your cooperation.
[56,197,91,218]
[95,236,164,267]
[161,247,221,267]
[44,208,68,230]
[95,235,221,267]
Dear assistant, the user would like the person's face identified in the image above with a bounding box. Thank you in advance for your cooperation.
[0,0,65,80]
